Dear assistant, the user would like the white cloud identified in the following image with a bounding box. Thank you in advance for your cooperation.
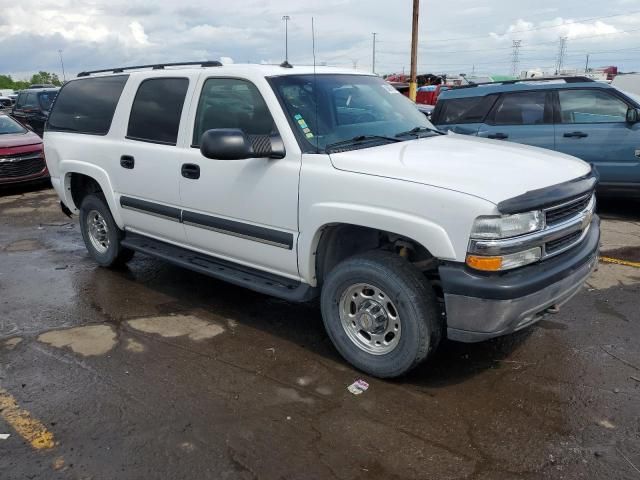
[0,0,639,79]
[129,21,151,46]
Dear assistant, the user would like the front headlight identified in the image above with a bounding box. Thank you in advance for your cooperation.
[470,211,544,239]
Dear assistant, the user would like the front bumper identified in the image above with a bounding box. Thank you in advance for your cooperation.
[440,215,600,343]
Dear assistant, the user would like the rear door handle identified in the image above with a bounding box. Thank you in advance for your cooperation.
[181,163,200,180]
[563,131,588,138]
[120,155,135,169]
[488,132,509,140]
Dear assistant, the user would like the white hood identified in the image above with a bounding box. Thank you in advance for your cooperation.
[329,133,591,205]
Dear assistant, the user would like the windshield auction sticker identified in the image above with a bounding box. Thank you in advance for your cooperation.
[294,113,314,138]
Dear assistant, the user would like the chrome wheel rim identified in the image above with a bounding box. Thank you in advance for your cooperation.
[86,210,110,254]
[339,283,401,355]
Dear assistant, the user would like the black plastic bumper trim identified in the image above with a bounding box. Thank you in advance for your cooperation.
[497,169,598,214]
[439,215,600,301]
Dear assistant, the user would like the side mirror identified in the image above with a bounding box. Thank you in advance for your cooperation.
[200,129,285,160]
[626,108,640,124]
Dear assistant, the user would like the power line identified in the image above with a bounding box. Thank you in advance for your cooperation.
[375,28,640,57]
[380,10,640,45]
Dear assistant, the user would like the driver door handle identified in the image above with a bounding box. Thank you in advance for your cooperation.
[563,131,588,138]
[181,163,200,180]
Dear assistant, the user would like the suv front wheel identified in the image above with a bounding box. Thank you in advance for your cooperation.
[320,250,442,378]
[79,193,134,267]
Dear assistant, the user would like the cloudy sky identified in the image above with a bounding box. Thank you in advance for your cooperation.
[1,0,639,80]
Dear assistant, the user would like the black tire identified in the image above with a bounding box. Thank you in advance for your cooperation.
[320,250,442,378]
[79,193,134,267]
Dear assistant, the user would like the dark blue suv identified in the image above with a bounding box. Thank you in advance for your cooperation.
[431,77,640,195]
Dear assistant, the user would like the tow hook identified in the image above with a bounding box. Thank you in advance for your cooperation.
[60,201,73,218]
[546,305,561,314]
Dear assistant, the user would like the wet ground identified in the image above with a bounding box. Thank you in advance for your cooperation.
[1,184,639,480]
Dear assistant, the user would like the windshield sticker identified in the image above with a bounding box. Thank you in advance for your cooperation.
[381,84,400,94]
[294,113,314,138]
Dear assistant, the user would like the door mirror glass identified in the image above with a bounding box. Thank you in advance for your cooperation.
[626,108,640,124]
[200,129,286,160]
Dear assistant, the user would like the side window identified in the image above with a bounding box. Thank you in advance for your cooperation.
[434,96,495,125]
[15,93,25,109]
[127,78,189,145]
[491,91,549,125]
[47,75,129,135]
[192,78,275,146]
[559,90,629,124]
[24,93,38,108]
[38,91,57,111]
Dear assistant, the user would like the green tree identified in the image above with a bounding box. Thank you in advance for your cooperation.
[29,71,62,86]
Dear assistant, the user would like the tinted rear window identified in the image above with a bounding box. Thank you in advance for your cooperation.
[433,95,496,125]
[126,78,189,145]
[47,76,128,135]
[38,91,58,111]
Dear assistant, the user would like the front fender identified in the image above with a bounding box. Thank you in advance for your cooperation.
[298,202,457,285]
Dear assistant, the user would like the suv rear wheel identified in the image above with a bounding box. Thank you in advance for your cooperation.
[79,193,134,267]
[320,250,442,378]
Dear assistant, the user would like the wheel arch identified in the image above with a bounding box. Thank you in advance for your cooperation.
[61,161,124,228]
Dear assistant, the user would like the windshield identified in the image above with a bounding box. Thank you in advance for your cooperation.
[0,115,27,134]
[38,91,58,111]
[269,74,435,152]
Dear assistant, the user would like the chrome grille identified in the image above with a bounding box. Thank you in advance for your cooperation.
[0,152,45,179]
[545,194,592,226]
[544,230,582,254]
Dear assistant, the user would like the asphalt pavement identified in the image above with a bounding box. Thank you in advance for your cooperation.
[1,184,639,479]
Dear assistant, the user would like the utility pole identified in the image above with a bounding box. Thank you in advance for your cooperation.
[372,32,377,74]
[409,0,420,101]
[352,59,358,70]
[556,36,568,75]
[282,16,290,63]
[58,49,66,83]
[585,53,590,73]
[511,40,522,78]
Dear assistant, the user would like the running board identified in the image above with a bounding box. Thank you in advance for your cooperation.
[121,233,317,302]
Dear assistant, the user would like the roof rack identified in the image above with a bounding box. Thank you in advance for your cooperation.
[77,61,223,77]
[454,76,595,89]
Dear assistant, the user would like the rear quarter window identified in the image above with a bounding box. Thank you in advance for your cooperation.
[47,75,129,135]
[126,77,189,145]
[433,95,497,125]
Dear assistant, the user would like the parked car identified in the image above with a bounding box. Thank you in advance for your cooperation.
[45,63,599,378]
[0,114,47,186]
[12,87,59,137]
[431,77,640,196]
[0,96,12,111]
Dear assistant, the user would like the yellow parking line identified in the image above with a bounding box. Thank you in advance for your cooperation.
[0,387,55,449]
[600,256,640,269]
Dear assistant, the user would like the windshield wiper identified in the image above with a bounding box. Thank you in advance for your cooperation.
[325,135,401,153]
[395,126,444,138]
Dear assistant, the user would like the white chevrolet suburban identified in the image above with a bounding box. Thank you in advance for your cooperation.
[44,61,600,378]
